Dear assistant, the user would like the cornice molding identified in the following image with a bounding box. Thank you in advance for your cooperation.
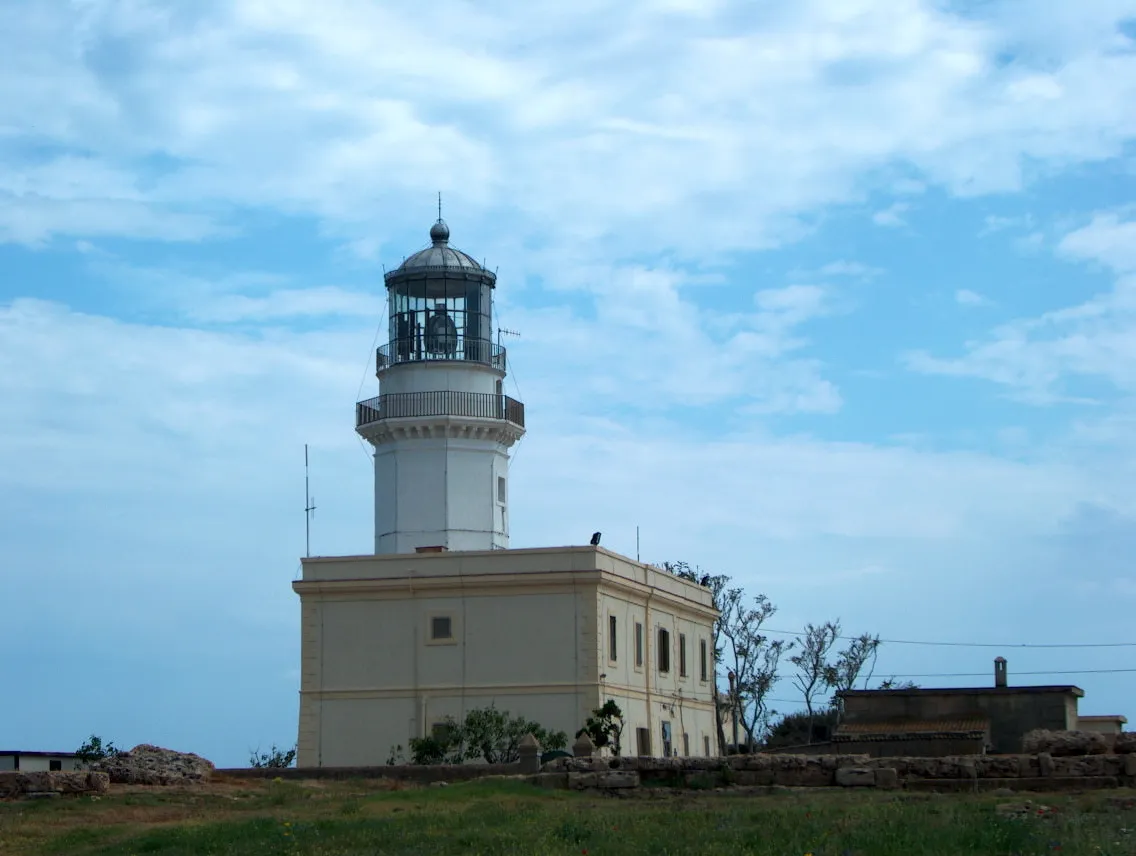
[357,415,524,446]
[293,569,718,621]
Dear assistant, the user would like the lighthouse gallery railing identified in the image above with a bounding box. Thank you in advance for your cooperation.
[356,391,525,429]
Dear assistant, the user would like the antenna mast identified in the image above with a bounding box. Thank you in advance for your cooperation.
[497,327,520,350]
[304,444,317,558]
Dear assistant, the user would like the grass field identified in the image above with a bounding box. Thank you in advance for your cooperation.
[1,777,1134,856]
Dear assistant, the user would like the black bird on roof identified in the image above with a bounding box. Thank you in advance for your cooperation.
[699,574,711,587]
[590,532,602,546]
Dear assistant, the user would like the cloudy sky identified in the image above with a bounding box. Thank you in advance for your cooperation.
[2,0,1135,766]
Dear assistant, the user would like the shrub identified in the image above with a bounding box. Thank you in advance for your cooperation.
[576,701,625,756]
[75,734,123,764]
[408,706,567,764]
[249,743,297,768]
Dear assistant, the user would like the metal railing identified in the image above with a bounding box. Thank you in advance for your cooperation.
[376,339,506,372]
[356,391,525,429]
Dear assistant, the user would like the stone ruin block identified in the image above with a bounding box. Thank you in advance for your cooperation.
[976,755,1022,778]
[1022,730,1113,756]
[568,771,639,790]
[834,767,875,787]
[0,771,109,798]
[1051,755,1124,777]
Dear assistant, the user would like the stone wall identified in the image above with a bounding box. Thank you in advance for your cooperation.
[769,737,987,757]
[538,751,1136,793]
[216,762,524,783]
[0,771,109,799]
[1023,729,1136,756]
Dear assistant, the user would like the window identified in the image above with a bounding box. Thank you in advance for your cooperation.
[636,727,651,756]
[431,721,456,743]
[699,639,708,682]
[657,628,670,673]
[661,721,673,757]
[608,615,618,662]
[682,733,690,757]
[634,622,643,668]
[704,735,711,756]
[49,759,62,771]
[679,633,688,677]
[430,615,453,641]
[497,476,506,503]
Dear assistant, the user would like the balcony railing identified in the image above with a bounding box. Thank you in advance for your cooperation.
[356,391,525,429]
[376,339,506,372]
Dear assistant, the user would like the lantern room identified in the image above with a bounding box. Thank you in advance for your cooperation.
[380,218,501,371]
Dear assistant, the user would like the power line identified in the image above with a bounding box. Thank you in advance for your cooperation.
[760,628,1136,649]
[878,668,1136,678]
[746,667,1136,703]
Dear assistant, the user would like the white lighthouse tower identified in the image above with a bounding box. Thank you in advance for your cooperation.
[355,213,525,554]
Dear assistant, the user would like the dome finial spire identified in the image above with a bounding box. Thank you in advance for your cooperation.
[430,191,450,245]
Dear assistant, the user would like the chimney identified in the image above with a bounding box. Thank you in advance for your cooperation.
[994,656,1007,688]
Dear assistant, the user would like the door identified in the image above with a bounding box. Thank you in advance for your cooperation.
[636,727,651,756]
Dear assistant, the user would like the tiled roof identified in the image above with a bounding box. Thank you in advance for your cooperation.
[834,718,989,740]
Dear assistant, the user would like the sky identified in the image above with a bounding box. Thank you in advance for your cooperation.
[2,0,1135,767]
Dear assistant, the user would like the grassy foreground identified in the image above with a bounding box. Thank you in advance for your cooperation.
[1,777,1134,856]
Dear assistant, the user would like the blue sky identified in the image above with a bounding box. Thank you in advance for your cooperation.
[2,0,1135,767]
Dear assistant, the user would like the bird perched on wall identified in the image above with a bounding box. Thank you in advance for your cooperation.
[590,532,602,546]
[699,574,711,587]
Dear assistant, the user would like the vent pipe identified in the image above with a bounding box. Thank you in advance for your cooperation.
[994,656,1008,688]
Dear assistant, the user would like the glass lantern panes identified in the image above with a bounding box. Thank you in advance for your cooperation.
[389,278,493,364]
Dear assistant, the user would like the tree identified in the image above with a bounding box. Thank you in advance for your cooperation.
[715,588,792,750]
[577,700,625,756]
[877,677,920,690]
[75,735,122,764]
[764,709,841,749]
[789,621,841,742]
[824,631,882,711]
[249,743,297,768]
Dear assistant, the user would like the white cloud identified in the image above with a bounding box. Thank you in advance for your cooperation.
[502,270,842,414]
[905,211,1136,402]
[872,202,910,228]
[955,288,992,307]
[1,294,1122,561]
[1058,212,1136,273]
[808,260,884,278]
[979,214,1034,236]
[189,287,386,324]
[0,0,1133,262]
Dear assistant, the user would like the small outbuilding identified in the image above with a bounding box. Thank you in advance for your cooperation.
[0,750,84,772]
[832,658,1094,756]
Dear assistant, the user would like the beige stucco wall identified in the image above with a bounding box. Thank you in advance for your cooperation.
[0,754,83,772]
[294,546,719,766]
[1077,716,1128,735]
[595,572,717,758]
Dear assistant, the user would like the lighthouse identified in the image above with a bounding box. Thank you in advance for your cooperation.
[355,213,525,554]
[295,209,719,769]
